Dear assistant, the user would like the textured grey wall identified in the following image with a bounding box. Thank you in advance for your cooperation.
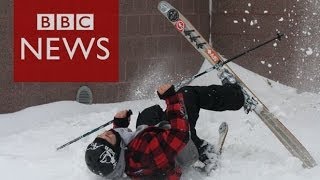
[0,0,207,113]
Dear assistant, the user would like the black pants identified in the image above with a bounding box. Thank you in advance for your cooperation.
[136,84,244,151]
[177,84,244,149]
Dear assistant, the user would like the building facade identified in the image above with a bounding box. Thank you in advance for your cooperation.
[0,0,319,113]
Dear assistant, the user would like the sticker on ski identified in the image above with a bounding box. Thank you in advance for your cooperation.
[175,20,185,32]
[206,48,220,63]
[167,9,179,22]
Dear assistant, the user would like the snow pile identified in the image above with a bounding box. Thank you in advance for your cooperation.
[1,61,320,180]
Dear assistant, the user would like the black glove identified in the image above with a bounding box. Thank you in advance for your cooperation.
[136,105,166,128]
[113,110,132,128]
[157,85,176,100]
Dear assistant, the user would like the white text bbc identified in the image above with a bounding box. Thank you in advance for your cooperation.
[37,14,94,30]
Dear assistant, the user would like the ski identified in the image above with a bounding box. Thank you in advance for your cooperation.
[216,122,228,155]
[158,1,317,168]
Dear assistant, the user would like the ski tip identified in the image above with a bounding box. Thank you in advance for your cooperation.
[219,122,228,134]
[158,1,171,13]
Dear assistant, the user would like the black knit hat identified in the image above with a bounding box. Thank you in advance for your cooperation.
[85,130,121,176]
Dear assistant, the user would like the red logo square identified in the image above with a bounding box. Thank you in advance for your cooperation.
[14,0,119,82]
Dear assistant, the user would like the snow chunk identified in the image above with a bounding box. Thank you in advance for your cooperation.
[233,20,239,23]
[250,20,258,26]
[278,17,284,22]
[224,10,228,14]
[273,42,278,47]
[245,10,250,14]
[261,61,266,64]
[264,10,268,14]
[268,64,272,68]
[306,48,313,55]
[243,18,247,23]
[248,3,251,7]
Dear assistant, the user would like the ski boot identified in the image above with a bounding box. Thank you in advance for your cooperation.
[197,141,219,173]
[242,89,258,114]
[217,68,237,85]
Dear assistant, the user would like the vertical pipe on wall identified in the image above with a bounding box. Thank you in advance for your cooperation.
[209,0,212,46]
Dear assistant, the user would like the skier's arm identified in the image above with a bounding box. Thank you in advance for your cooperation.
[157,84,189,133]
[164,93,189,133]
[147,85,189,169]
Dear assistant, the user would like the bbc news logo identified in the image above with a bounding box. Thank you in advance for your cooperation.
[37,14,94,31]
[14,0,119,82]
[21,14,109,61]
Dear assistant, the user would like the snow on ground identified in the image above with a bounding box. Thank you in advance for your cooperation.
[1,61,320,180]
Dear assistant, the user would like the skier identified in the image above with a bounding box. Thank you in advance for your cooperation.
[85,69,246,179]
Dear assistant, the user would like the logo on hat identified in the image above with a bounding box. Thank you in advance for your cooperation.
[100,146,117,168]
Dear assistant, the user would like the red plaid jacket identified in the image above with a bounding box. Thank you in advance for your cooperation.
[125,93,189,180]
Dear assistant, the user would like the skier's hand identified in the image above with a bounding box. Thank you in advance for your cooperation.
[115,110,129,118]
[113,109,132,128]
[157,84,176,100]
[158,84,172,95]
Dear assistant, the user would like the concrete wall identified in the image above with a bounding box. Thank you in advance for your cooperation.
[0,0,208,113]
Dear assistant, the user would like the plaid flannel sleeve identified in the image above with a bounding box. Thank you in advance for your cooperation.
[165,93,189,133]
[148,93,190,170]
